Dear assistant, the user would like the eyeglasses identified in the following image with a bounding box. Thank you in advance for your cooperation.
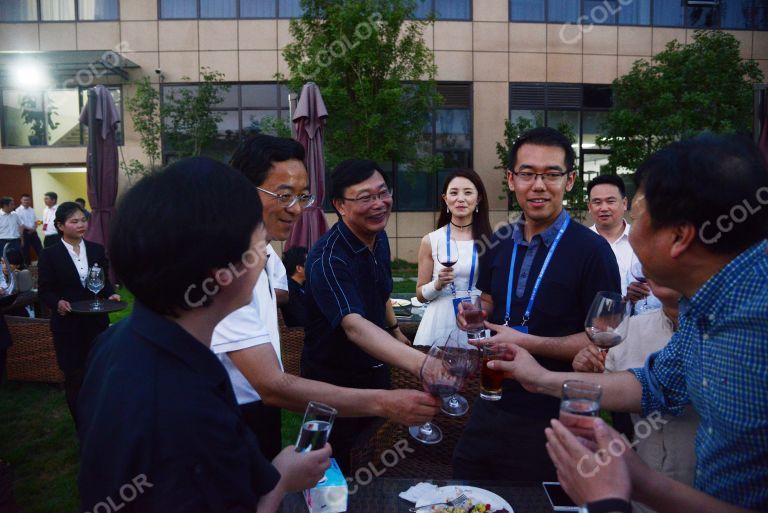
[256,187,316,208]
[511,170,569,184]
[342,189,393,207]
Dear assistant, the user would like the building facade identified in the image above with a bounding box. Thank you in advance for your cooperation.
[1,0,766,260]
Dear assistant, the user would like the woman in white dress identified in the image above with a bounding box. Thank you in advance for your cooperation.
[414,169,492,346]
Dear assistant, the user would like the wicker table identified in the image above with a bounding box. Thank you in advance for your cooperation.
[278,478,553,512]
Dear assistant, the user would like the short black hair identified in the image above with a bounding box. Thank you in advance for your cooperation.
[635,133,768,254]
[282,246,308,276]
[0,197,12,208]
[509,127,576,172]
[20,193,30,199]
[109,157,263,316]
[229,133,306,186]
[329,159,391,213]
[54,202,87,234]
[587,174,626,198]
[44,191,57,202]
[75,197,86,205]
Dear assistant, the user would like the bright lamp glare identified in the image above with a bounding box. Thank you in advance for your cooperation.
[11,61,49,89]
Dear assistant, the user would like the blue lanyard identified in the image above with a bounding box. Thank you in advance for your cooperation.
[504,217,570,326]
[445,224,477,297]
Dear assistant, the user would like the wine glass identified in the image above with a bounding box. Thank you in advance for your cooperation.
[409,332,466,445]
[585,291,631,354]
[441,329,478,417]
[86,264,105,310]
[436,237,459,269]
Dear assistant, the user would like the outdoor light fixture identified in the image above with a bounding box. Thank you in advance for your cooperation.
[10,60,50,90]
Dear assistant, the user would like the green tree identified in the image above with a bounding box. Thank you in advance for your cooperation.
[120,77,161,180]
[281,0,441,169]
[496,115,588,213]
[163,67,230,159]
[599,30,763,172]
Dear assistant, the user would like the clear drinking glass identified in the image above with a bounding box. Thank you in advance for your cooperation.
[440,329,478,417]
[630,262,659,315]
[295,401,337,452]
[479,343,504,401]
[86,264,105,310]
[436,236,459,269]
[585,291,631,354]
[409,332,465,445]
[559,380,602,424]
[459,295,486,341]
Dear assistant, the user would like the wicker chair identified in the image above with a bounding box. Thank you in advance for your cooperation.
[277,309,304,376]
[5,315,63,383]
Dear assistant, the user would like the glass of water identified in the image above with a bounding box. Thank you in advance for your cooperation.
[559,380,602,424]
[295,401,336,452]
[86,264,105,310]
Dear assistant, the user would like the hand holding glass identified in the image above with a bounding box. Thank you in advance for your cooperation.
[559,380,602,434]
[440,329,478,417]
[458,295,486,340]
[86,264,105,310]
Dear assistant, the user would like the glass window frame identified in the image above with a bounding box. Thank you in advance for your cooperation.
[0,84,123,148]
[0,0,119,22]
[409,0,473,21]
[159,0,307,19]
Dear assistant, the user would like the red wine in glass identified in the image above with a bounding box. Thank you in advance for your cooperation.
[437,237,459,269]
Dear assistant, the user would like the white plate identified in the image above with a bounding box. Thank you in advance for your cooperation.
[410,296,425,307]
[391,298,411,308]
[414,485,514,512]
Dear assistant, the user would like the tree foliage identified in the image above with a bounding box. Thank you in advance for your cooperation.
[599,30,763,171]
[496,115,588,213]
[281,0,441,168]
[120,77,161,180]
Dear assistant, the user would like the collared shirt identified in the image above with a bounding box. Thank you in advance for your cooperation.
[0,210,20,240]
[14,205,37,231]
[629,240,768,509]
[590,220,637,295]
[280,277,307,327]
[211,244,281,405]
[62,238,89,286]
[476,209,621,417]
[78,302,280,512]
[301,219,392,389]
[42,205,58,235]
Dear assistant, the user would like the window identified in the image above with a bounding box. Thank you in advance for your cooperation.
[1,86,122,148]
[510,0,766,29]
[160,0,304,18]
[413,0,471,20]
[0,0,117,21]
[160,82,290,163]
[394,83,472,211]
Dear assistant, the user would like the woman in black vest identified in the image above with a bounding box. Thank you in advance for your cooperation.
[38,202,119,424]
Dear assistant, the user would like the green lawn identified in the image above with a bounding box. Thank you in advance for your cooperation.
[1,270,417,510]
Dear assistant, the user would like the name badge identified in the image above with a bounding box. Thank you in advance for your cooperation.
[452,296,472,317]
[511,325,528,334]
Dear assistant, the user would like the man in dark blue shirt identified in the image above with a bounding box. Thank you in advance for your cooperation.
[302,159,440,473]
[78,157,330,513]
[280,246,308,327]
[453,128,620,481]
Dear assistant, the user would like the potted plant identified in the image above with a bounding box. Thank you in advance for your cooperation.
[20,94,59,146]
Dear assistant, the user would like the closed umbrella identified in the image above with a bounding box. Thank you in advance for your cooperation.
[79,85,120,270]
[285,82,329,251]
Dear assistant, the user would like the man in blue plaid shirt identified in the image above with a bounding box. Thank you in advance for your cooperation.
[485,133,768,512]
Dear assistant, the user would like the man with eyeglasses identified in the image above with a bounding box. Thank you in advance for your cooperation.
[211,136,440,463]
[301,159,443,473]
[452,127,621,481]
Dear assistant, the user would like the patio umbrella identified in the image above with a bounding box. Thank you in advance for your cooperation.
[79,85,120,269]
[285,82,329,251]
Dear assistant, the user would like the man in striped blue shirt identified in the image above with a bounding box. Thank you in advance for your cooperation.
[487,133,768,512]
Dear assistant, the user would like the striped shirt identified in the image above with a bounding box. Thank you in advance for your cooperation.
[630,240,768,508]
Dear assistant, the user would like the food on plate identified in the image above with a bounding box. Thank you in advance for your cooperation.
[390,298,411,308]
[432,501,509,513]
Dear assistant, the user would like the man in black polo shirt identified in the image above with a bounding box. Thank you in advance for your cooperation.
[302,159,439,473]
[453,127,620,481]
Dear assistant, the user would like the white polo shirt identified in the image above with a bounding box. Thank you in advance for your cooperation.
[0,211,20,240]
[211,244,284,405]
[269,251,288,291]
[15,205,37,231]
[42,205,58,236]
[590,220,636,296]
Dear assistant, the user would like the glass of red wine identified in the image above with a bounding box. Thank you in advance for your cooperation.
[441,329,478,417]
[409,331,467,445]
[436,236,459,269]
[630,262,658,315]
[585,291,631,354]
[459,295,486,341]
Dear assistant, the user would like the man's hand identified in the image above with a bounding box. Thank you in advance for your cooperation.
[482,321,533,351]
[626,281,650,304]
[545,418,631,505]
[456,300,487,331]
[57,299,72,316]
[271,443,332,493]
[484,342,548,394]
[108,294,121,302]
[378,389,441,426]
[391,328,411,345]
[572,345,606,373]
